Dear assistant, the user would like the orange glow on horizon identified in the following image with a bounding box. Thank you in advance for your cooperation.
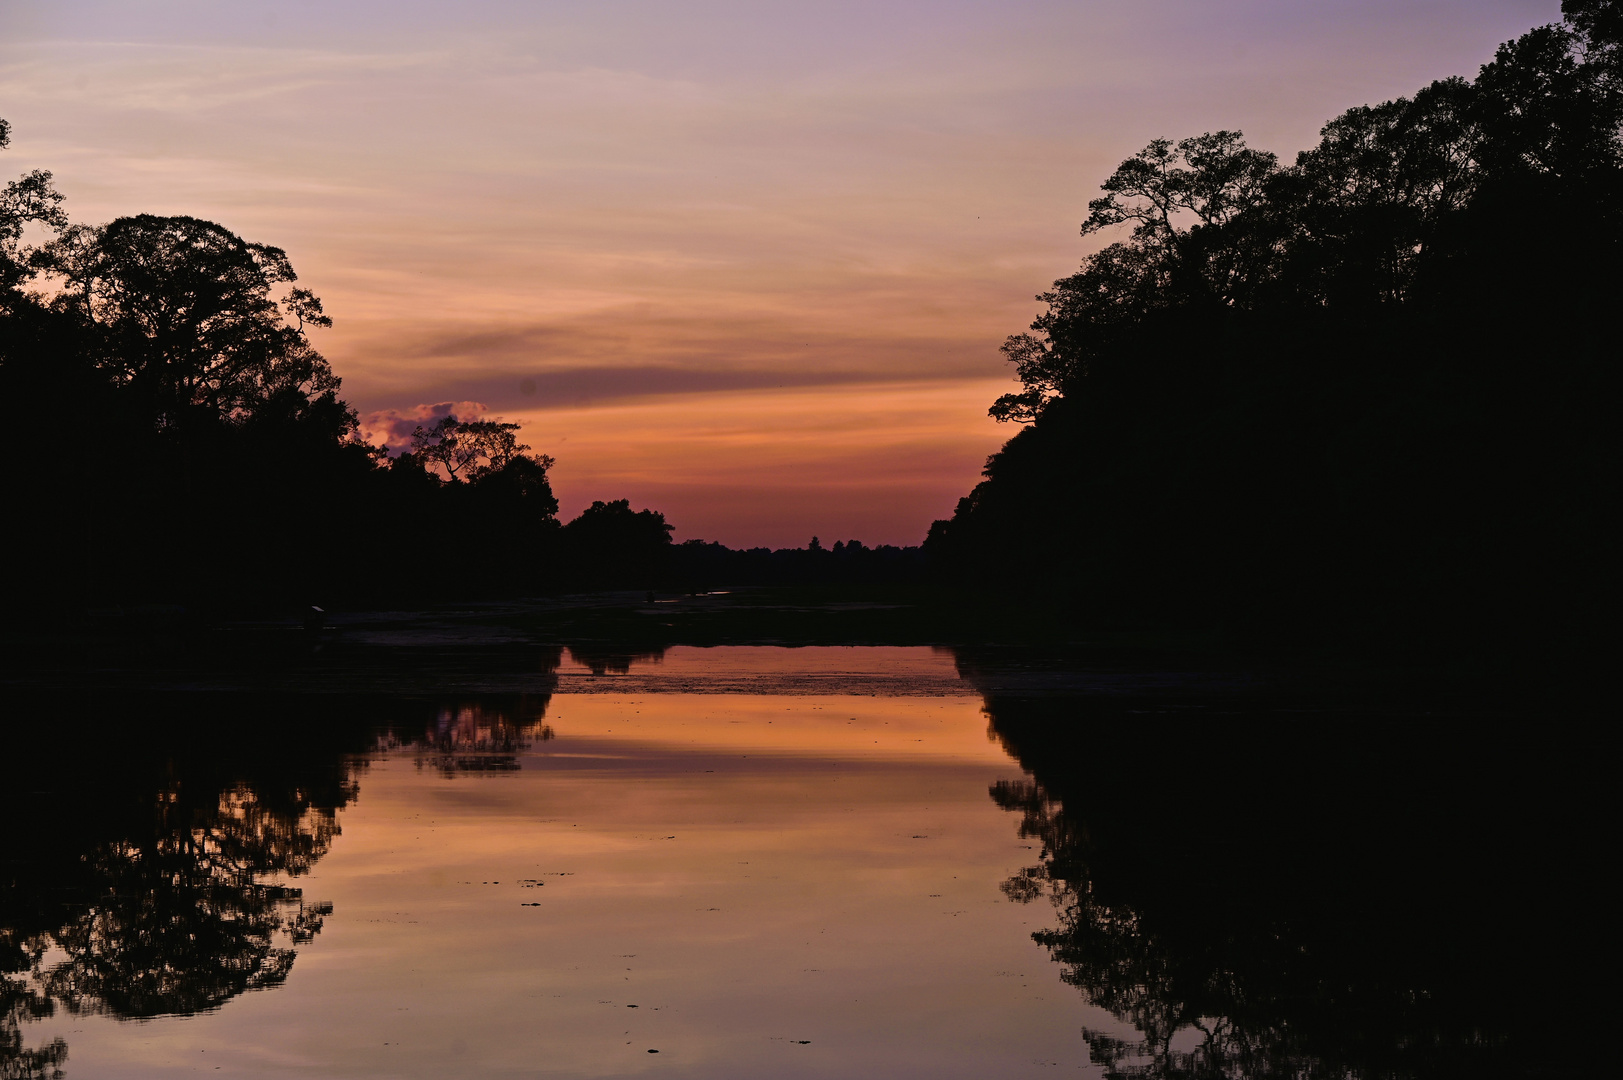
[501,378,1012,547]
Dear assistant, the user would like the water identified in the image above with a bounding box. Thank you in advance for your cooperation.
[1,646,1605,1078]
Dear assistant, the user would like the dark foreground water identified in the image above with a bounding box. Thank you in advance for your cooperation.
[1,646,1609,1079]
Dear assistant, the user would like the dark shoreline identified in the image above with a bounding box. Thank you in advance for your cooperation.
[2,585,1605,714]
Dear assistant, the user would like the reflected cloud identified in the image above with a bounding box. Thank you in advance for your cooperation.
[412,698,557,776]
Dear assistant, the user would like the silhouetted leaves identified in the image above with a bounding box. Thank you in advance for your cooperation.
[561,499,674,588]
[933,3,1622,661]
[409,415,550,484]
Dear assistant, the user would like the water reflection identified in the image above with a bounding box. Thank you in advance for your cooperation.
[36,786,336,1017]
[1,649,1604,1078]
[970,683,1608,1080]
[2,794,346,1073]
[411,698,557,776]
[0,688,581,1078]
[564,645,668,676]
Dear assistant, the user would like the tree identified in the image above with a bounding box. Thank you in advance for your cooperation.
[0,118,67,304]
[937,1,1622,661]
[985,2,1623,429]
[37,214,339,430]
[408,415,547,483]
[561,499,674,587]
[1,117,584,608]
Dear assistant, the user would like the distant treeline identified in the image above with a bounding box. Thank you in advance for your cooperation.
[0,125,922,610]
[668,536,924,590]
[926,1,1621,656]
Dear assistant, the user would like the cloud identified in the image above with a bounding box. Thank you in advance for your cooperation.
[359,400,489,453]
[360,363,1003,416]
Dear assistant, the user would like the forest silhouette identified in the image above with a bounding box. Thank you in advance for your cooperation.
[2,2,1618,662]
[928,1,1619,659]
[0,137,921,612]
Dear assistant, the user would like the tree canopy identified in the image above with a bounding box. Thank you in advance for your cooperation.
[35,215,341,431]
[0,125,569,607]
[929,1,1621,658]
[990,10,1623,423]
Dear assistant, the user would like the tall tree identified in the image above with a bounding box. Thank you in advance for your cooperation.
[0,117,67,306]
[38,214,340,430]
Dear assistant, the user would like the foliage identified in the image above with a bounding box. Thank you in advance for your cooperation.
[0,122,566,607]
[0,119,67,306]
[33,215,341,430]
[932,2,1622,655]
[560,499,674,588]
[407,415,550,483]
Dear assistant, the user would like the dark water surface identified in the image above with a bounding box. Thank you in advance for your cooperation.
[1,646,1608,1079]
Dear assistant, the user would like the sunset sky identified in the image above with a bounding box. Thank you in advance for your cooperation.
[0,1,1556,546]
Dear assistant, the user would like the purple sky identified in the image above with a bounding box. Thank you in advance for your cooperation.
[0,0,1559,545]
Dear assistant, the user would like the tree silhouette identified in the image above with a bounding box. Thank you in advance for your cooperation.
[0,138,571,606]
[35,214,340,431]
[560,499,674,588]
[408,415,551,484]
[0,119,66,305]
[930,2,1622,661]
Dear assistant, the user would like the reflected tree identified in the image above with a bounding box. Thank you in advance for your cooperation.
[39,783,340,1019]
[0,778,347,1075]
[0,679,582,1072]
[1,966,65,1080]
[994,780,1343,1080]
[566,645,668,677]
[0,693,370,1076]
[412,697,557,776]
[975,679,1610,1080]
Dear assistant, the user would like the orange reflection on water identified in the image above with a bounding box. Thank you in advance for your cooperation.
[36,690,1115,1078]
[541,693,992,760]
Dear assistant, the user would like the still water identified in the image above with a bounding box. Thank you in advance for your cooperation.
[0,646,1604,1079]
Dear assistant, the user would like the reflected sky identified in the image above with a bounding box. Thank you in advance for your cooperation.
[7,656,1122,1078]
[3,646,1603,1078]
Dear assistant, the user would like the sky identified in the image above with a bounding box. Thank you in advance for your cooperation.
[0,0,1559,546]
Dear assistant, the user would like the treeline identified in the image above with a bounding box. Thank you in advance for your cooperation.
[926,1,1621,656]
[0,132,918,612]
[668,536,923,590]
